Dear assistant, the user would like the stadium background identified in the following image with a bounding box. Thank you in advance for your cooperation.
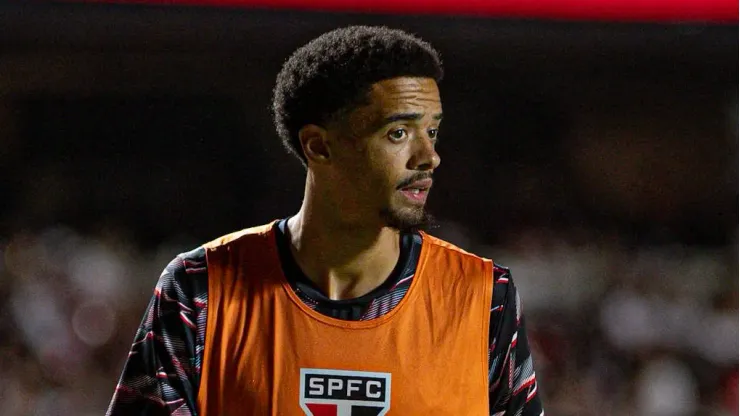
[0,1,737,414]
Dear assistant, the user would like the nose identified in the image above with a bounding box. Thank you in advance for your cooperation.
[408,135,441,171]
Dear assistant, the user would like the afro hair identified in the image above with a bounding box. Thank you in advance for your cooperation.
[272,25,443,166]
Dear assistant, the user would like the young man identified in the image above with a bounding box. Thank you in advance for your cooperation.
[107,26,543,416]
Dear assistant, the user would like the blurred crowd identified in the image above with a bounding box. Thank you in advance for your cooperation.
[473,225,738,416]
[0,226,195,416]
[0,3,734,415]
[0,222,736,416]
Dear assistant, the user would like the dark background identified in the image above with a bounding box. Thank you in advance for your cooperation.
[0,2,737,415]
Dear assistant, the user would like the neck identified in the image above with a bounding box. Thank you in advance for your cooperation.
[286,178,400,300]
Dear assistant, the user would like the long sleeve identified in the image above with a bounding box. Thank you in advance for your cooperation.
[107,248,209,416]
[488,265,544,416]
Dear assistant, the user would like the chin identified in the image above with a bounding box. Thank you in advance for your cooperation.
[379,206,435,233]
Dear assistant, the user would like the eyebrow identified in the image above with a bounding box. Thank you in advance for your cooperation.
[382,112,443,125]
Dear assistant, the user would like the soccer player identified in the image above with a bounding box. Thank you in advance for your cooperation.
[107,26,543,416]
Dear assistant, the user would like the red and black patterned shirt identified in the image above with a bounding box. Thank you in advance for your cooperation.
[107,221,543,415]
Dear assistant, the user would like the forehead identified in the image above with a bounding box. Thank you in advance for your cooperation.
[366,77,442,116]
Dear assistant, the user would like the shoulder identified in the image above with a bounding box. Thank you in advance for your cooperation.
[492,263,513,284]
[489,263,523,323]
[160,246,208,280]
[155,246,209,305]
[420,232,497,291]
[202,222,277,251]
[420,231,491,263]
[420,233,517,285]
[200,222,281,276]
[162,246,208,276]
[490,263,519,298]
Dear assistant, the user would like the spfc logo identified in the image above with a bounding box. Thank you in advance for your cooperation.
[299,368,391,416]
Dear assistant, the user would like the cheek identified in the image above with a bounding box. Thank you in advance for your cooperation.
[336,154,384,197]
[345,138,407,195]
[371,162,406,200]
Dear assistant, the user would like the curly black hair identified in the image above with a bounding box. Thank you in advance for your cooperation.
[272,26,443,166]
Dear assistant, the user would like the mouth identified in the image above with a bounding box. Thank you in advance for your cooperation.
[400,188,429,203]
[398,178,433,204]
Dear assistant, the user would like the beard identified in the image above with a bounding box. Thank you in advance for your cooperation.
[380,205,436,233]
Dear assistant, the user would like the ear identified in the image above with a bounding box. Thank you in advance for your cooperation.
[298,124,332,165]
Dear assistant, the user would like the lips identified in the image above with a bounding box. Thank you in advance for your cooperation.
[399,178,433,203]
[400,178,433,191]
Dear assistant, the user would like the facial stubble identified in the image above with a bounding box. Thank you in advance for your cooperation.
[380,204,435,233]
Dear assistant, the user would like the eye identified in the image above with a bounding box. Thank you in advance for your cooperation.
[428,128,439,140]
[388,127,408,142]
